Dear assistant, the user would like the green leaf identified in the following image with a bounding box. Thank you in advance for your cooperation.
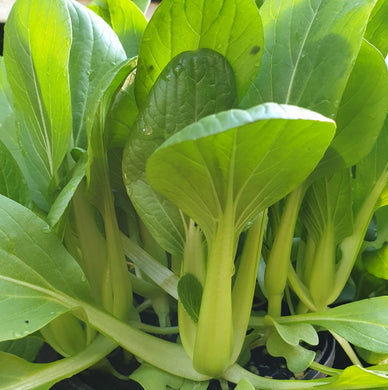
[283,297,388,354]
[135,0,263,105]
[320,365,388,389]
[4,0,73,210]
[106,68,139,148]
[315,40,388,177]
[147,103,335,239]
[177,274,203,324]
[242,0,378,118]
[301,170,353,246]
[363,243,388,280]
[267,317,318,346]
[0,139,30,206]
[0,195,92,342]
[365,0,388,57]
[46,153,88,229]
[84,0,146,59]
[266,330,316,373]
[67,0,127,149]
[0,336,116,390]
[123,48,237,254]
[0,337,43,363]
[353,117,388,216]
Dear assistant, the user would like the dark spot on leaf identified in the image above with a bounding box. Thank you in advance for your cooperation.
[25,320,29,324]
[250,46,261,55]
[148,65,154,72]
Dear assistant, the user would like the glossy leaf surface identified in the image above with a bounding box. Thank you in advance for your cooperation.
[147,103,335,239]
[135,0,263,105]
[4,0,72,209]
[365,0,388,56]
[123,49,237,254]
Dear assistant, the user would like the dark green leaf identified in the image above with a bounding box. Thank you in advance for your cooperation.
[177,274,203,324]
[242,0,377,118]
[123,48,237,254]
[147,103,335,239]
[135,0,263,105]
[0,337,43,362]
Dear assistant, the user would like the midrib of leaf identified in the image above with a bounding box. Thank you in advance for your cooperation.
[284,0,321,105]
[0,273,75,309]
[26,2,54,175]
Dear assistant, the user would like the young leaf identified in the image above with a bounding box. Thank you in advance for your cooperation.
[177,274,203,324]
[242,0,378,118]
[147,103,336,240]
[4,0,73,209]
[135,0,263,105]
[67,0,127,149]
[234,379,255,390]
[123,48,238,254]
[266,331,316,373]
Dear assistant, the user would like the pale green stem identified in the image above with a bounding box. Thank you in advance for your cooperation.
[308,223,336,311]
[179,220,206,359]
[265,186,304,317]
[193,210,236,377]
[101,178,132,320]
[121,233,179,299]
[330,169,388,303]
[231,211,267,363]
[288,265,316,312]
[72,300,210,381]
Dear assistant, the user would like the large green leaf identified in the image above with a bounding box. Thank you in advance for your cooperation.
[123,48,237,254]
[242,0,377,118]
[67,0,127,149]
[147,103,335,239]
[365,0,388,57]
[282,297,388,354]
[135,0,263,105]
[0,195,92,342]
[315,40,388,177]
[3,0,73,210]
